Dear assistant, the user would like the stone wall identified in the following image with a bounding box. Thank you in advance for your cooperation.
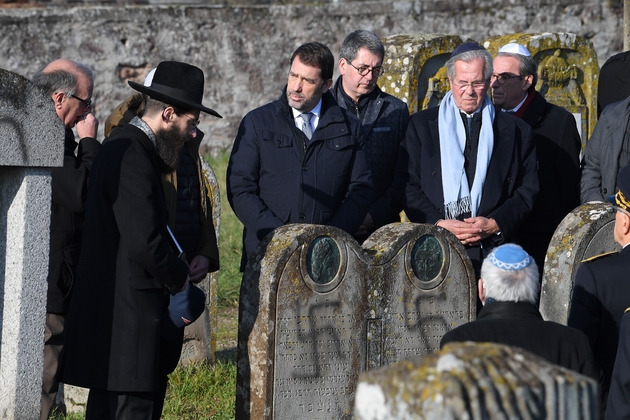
[0,0,621,151]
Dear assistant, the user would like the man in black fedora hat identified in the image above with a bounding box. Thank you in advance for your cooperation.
[60,61,221,419]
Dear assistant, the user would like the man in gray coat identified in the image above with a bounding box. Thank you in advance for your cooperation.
[330,30,410,241]
[581,95,630,203]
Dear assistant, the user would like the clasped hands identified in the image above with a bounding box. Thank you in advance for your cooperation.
[436,217,499,246]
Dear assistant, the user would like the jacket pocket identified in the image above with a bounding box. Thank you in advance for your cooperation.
[261,130,293,175]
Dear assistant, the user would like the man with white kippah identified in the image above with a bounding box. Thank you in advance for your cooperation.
[491,42,581,276]
[392,42,538,276]
[441,243,596,378]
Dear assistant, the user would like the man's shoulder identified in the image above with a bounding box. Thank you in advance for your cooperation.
[378,89,408,110]
[602,50,630,69]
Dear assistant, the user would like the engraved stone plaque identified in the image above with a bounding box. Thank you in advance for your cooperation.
[540,202,619,325]
[483,33,599,148]
[237,225,369,420]
[237,223,476,419]
[364,224,476,366]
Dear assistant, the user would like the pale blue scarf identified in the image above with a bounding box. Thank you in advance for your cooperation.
[438,91,495,219]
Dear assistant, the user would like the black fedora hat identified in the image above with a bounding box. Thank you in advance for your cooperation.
[128,61,222,118]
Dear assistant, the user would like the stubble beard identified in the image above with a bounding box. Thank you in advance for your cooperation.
[156,125,186,174]
[287,85,323,112]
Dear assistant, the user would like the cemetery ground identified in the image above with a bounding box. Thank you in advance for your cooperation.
[52,149,241,420]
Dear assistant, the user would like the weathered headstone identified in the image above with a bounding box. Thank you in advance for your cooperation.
[363,223,476,366]
[354,342,599,420]
[540,202,619,325]
[180,157,220,365]
[0,69,64,419]
[380,34,472,114]
[483,33,599,148]
[236,222,476,419]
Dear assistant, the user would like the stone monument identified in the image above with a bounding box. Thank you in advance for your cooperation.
[0,69,64,418]
[354,342,599,419]
[483,32,599,148]
[540,202,619,325]
[236,223,476,419]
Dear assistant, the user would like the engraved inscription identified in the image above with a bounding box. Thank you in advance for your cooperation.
[274,297,361,419]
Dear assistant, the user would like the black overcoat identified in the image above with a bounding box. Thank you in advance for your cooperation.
[60,123,189,392]
[441,301,597,378]
[568,246,630,408]
[392,105,538,245]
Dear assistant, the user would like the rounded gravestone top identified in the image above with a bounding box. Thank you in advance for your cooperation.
[0,68,64,167]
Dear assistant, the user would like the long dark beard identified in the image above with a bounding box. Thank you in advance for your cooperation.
[156,126,186,174]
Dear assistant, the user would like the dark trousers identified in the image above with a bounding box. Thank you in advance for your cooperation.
[86,389,156,420]
[41,313,65,420]
[85,328,185,420]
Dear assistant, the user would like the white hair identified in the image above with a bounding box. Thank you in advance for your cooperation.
[480,247,539,305]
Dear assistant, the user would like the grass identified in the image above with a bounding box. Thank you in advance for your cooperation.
[53,150,243,420]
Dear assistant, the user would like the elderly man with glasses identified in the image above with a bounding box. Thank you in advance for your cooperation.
[569,163,630,415]
[491,43,581,276]
[330,30,410,241]
[392,42,538,278]
[31,58,101,420]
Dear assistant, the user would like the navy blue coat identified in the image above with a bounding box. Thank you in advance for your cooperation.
[330,78,410,228]
[392,105,538,246]
[227,88,374,270]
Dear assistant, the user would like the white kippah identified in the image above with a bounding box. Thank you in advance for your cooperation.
[488,244,532,271]
[144,68,157,87]
[498,43,531,57]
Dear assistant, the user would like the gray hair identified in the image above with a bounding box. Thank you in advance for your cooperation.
[339,30,385,64]
[496,51,538,89]
[480,247,539,305]
[445,49,493,82]
[32,60,94,97]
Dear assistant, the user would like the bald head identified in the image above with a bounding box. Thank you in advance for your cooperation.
[33,59,94,129]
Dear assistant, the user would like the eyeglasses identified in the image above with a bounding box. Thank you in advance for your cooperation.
[490,73,524,85]
[453,81,487,91]
[347,61,384,78]
[181,113,200,129]
[70,94,92,109]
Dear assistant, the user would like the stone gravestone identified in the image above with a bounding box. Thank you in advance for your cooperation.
[236,223,476,419]
[540,202,619,325]
[180,157,220,365]
[483,32,599,148]
[0,69,64,418]
[354,342,599,419]
[363,223,476,368]
[380,34,472,114]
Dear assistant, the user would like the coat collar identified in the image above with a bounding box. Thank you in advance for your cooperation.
[478,301,543,321]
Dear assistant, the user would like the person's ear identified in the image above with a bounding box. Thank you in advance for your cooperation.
[478,278,486,304]
[52,91,65,109]
[522,74,534,91]
[338,58,347,75]
[162,106,176,124]
[322,78,333,94]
